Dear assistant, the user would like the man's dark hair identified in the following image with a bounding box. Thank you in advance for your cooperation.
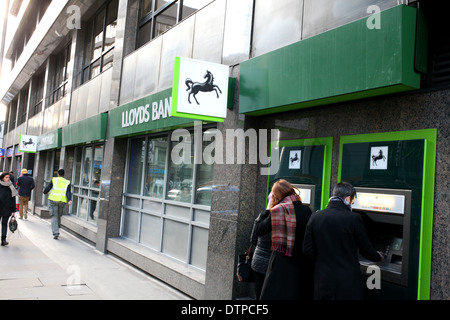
[58,169,65,177]
[333,182,357,200]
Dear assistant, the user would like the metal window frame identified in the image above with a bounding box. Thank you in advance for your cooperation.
[136,0,182,48]
[81,0,118,84]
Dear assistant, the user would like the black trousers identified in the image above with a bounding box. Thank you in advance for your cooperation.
[0,216,9,238]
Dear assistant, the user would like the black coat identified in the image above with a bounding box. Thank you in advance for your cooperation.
[0,185,16,217]
[255,201,314,300]
[17,174,35,197]
[303,198,382,300]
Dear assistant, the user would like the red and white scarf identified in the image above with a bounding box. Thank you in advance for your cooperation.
[270,194,300,257]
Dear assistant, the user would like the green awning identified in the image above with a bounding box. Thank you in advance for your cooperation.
[62,113,108,147]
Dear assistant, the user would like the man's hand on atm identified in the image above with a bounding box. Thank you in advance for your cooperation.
[377,251,385,263]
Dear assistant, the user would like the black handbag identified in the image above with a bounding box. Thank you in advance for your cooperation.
[9,216,18,233]
[237,245,254,282]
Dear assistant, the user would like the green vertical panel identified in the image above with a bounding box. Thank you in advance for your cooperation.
[239,5,421,115]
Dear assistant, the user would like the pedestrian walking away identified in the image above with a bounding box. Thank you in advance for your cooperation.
[254,179,314,300]
[0,172,18,246]
[303,182,385,300]
[9,171,17,189]
[43,169,72,240]
[17,168,35,219]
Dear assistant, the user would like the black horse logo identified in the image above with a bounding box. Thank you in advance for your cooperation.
[290,153,299,164]
[372,149,386,166]
[185,70,222,105]
[22,138,35,147]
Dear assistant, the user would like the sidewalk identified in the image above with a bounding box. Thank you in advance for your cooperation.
[0,214,191,300]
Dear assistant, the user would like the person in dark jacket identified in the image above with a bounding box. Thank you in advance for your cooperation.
[303,182,384,300]
[249,211,272,300]
[0,172,18,246]
[17,168,35,219]
[255,179,314,300]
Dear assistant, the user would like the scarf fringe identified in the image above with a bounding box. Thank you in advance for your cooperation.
[271,244,294,257]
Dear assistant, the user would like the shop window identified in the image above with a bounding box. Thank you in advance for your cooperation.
[71,144,104,225]
[121,127,215,271]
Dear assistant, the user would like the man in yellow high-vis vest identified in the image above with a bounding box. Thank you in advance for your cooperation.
[44,169,72,239]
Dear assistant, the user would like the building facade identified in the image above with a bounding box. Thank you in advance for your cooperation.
[0,0,448,300]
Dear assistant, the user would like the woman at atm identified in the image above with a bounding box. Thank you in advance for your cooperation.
[254,179,314,300]
[303,182,384,300]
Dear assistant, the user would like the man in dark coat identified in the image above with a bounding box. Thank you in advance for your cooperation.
[303,182,384,300]
[17,169,35,219]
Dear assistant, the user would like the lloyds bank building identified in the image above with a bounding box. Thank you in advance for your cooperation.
[0,0,448,300]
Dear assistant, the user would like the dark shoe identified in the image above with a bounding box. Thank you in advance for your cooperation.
[53,235,59,240]
[1,240,8,246]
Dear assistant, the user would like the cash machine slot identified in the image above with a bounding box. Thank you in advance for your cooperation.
[353,187,412,287]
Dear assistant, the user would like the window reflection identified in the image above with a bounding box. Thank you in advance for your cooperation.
[137,0,214,48]
[195,128,216,206]
[167,132,194,203]
[154,2,178,38]
[82,147,92,187]
[71,144,104,225]
[141,0,153,18]
[82,0,118,83]
[127,138,145,195]
[145,137,167,198]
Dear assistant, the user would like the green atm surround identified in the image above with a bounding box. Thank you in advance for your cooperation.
[267,137,333,211]
[338,129,437,300]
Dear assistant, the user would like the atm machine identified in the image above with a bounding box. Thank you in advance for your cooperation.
[352,187,412,287]
[339,135,432,300]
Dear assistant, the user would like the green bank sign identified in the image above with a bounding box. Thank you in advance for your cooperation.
[109,88,193,138]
